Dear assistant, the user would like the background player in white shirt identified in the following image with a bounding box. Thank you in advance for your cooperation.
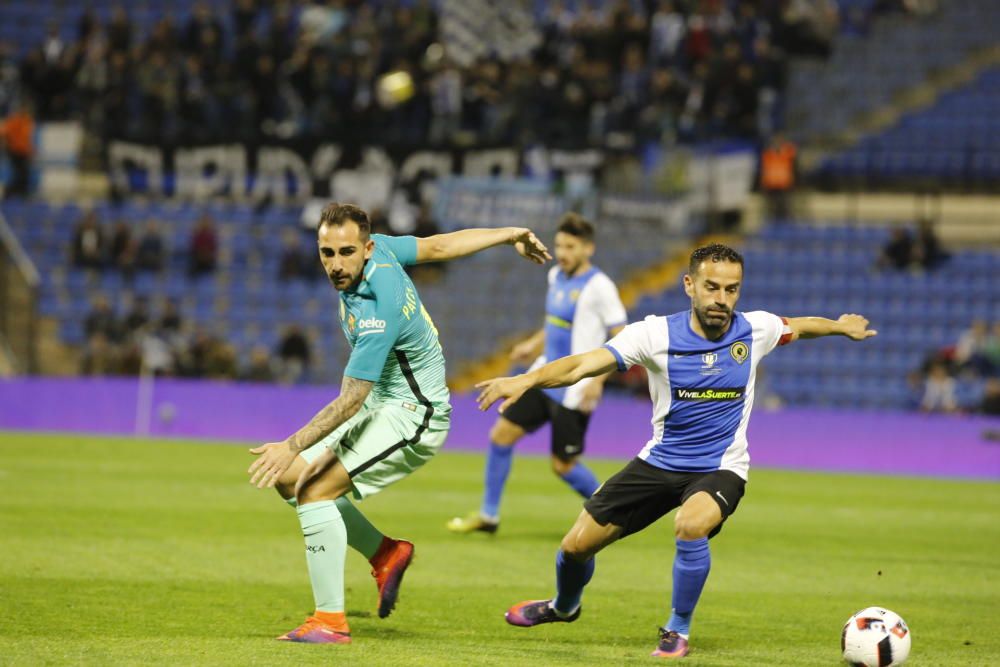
[449,213,627,534]
[476,243,877,659]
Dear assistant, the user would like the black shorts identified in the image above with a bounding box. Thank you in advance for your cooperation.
[501,387,590,461]
[583,457,746,539]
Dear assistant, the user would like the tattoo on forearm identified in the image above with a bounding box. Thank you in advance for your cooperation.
[288,377,373,452]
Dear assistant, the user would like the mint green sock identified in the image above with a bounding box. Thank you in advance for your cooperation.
[335,496,384,560]
[297,500,347,613]
[287,495,384,560]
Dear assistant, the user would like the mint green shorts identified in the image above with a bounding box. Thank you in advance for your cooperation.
[299,404,448,500]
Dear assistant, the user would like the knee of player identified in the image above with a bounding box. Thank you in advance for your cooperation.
[673,513,714,540]
[559,532,594,561]
[489,419,522,446]
[550,456,576,476]
[294,478,318,505]
[275,480,296,501]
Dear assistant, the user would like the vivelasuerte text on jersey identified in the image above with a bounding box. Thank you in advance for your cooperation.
[602,311,792,480]
[338,234,450,428]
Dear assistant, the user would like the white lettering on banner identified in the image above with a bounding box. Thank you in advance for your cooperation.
[251,147,313,204]
[174,145,247,201]
[105,142,613,204]
[108,142,164,195]
[331,147,394,212]
[310,144,343,181]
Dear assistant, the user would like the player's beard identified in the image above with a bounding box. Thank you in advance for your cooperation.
[694,303,732,339]
[328,269,359,291]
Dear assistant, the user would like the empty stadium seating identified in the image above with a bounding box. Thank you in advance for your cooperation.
[818,68,1000,186]
[786,0,997,144]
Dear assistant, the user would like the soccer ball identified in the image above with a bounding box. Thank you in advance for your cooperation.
[841,606,911,666]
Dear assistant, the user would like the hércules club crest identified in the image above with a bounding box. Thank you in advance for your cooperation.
[729,341,749,364]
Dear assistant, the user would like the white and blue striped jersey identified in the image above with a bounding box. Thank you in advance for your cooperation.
[534,265,627,410]
[603,310,791,480]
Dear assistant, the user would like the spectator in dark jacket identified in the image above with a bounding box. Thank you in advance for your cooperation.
[877,227,913,271]
[136,219,166,272]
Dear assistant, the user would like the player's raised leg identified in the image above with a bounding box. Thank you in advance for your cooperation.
[447,416,524,533]
[653,490,724,659]
[505,509,621,626]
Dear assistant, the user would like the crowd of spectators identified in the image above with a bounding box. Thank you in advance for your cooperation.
[0,0,841,151]
[877,218,948,272]
[65,199,448,383]
[70,207,217,278]
[913,320,1000,415]
[80,290,315,384]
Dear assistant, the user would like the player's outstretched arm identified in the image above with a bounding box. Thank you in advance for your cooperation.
[247,376,373,488]
[476,347,618,413]
[786,313,877,342]
[415,227,551,265]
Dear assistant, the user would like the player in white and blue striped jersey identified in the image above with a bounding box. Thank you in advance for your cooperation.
[475,243,878,659]
[448,213,627,535]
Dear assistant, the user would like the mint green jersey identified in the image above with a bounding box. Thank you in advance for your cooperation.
[338,234,450,428]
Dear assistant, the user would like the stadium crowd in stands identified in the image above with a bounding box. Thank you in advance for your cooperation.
[877,218,948,273]
[66,201,444,383]
[0,0,889,154]
[914,320,1000,415]
[79,284,317,384]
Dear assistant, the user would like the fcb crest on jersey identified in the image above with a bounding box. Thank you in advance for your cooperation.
[729,341,749,364]
[347,313,356,333]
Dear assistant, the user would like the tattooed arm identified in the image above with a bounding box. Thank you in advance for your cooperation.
[286,376,374,453]
[248,376,373,489]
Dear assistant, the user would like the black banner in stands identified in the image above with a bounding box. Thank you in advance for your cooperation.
[106,140,605,204]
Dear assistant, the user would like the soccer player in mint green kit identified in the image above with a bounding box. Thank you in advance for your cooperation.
[248,202,551,644]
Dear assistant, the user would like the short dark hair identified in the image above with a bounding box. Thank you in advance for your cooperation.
[556,212,594,241]
[318,202,371,239]
[689,243,744,274]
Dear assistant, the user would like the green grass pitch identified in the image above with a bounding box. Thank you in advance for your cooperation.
[1,432,998,666]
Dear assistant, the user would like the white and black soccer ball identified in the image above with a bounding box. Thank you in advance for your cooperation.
[841,606,911,666]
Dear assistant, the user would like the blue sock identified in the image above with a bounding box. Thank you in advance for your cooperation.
[553,549,595,615]
[559,462,600,498]
[667,537,711,637]
[480,442,513,520]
